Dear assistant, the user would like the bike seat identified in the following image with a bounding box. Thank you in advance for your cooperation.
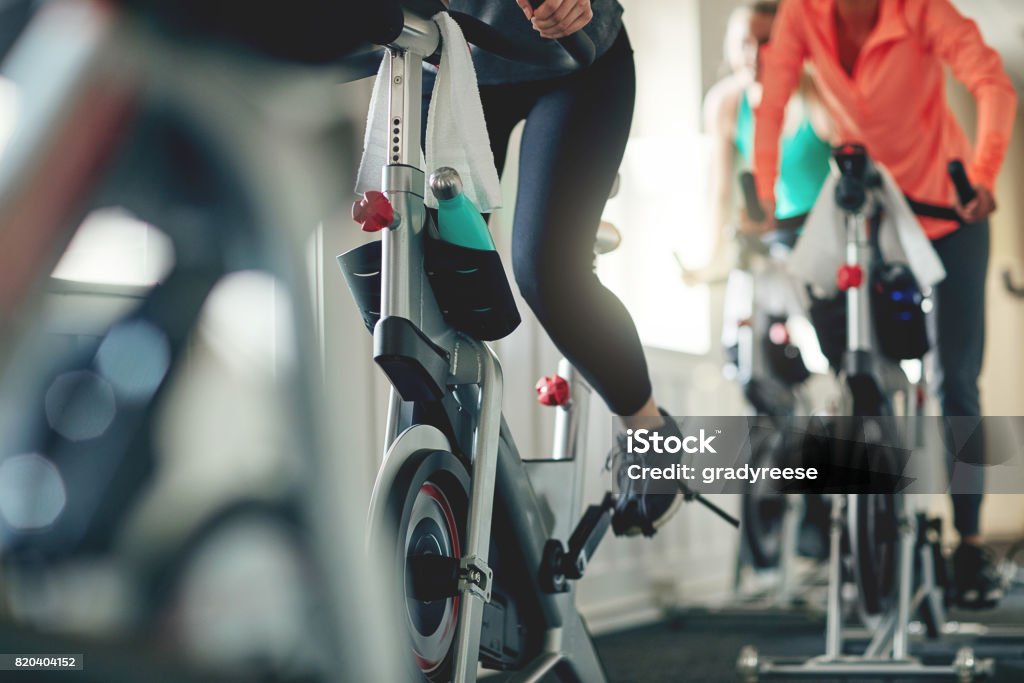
[401,0,448,17]
[121,0,405,65]
[595,221,621,255]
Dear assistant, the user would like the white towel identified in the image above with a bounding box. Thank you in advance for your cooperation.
[355,13,502,212]
[788,164,946,296]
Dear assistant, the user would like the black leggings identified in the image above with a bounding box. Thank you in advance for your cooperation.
[424,30,651,415]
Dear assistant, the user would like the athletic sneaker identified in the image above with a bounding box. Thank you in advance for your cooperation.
[609,409,684,537]
[952,543,1005,610]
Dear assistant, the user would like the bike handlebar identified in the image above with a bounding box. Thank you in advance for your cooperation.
[947,160,977,206]
[739,171,766,223]
[735,172,801,254]
[448,12,590,68]
[113,1,595,71]
[448,3,595,69]
[526,0,596,67]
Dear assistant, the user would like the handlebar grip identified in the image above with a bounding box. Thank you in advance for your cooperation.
[948,160,977,206]
[557,32,596,67]
[739,172,766,223]
[527,0,596,68]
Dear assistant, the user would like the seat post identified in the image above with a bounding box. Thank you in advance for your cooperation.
[377,10,439,325]
[386,48,423,169]
[385,7,439,168]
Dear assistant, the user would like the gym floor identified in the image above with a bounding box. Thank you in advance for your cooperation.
[588,589,1024,682]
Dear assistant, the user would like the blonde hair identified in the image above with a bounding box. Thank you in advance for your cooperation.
[723,1,779,74]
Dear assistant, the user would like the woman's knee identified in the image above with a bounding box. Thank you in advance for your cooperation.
[512,253,581,318]
[936,370,981,416]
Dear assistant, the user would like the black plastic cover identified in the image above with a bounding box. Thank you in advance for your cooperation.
[122,0,404,64]
[424,237,521,342]
[374,316,450,402]
[337,240,382,334]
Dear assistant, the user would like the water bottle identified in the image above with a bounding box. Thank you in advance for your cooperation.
[429,167,496,251]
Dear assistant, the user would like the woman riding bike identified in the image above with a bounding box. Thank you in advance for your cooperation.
[426,0,682,535]
[702,0,832,386]
[702,0,835,571]
[697,0,832,284]
[751,0,1018,609]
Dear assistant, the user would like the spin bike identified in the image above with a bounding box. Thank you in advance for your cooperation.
[680,173,825,605]
[738,145,992,680]
[339,6,612,682]
[338,6,734,681]
[728,173,830,603]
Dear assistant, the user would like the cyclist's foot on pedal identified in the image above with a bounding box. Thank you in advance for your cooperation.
[610,409,684,537]
[953,543,1005,610]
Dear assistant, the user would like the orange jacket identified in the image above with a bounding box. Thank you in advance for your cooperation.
[754,0,1017,238]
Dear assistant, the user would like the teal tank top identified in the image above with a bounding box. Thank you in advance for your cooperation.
[734,91,831,220]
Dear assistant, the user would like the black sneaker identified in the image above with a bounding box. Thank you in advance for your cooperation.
[953,543,1005,610]
[609,409,684,537]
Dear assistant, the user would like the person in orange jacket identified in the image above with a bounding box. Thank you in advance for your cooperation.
[752,0,1017,608]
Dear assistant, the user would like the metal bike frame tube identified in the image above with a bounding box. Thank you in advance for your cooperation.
[389,10,441,60]
[920,535,947,631]
[384,386,402,451]
[451,342,504,683]
[750,265,767,382]
[777,495,803,605]
[825,495,845,659]
[552,358,590,461]
[759,660,963,678]
[845,212,874,354]
[387,48,423,169]
[379,49,424,323]
[735,269,755,387]
[864,613,896,658]
[737,323,754,386]
[380,46,451,343]
[513,652,563,682]
[892,496,915,660]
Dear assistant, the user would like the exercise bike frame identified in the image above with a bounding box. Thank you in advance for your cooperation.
[728,227,817,601]
[361,13,606,683]
[740,146,993,681]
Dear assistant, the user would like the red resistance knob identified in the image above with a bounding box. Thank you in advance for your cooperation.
[836,264,864,291]
[768,322,790,346]
[536,375,570,407]
[352,191,394,232]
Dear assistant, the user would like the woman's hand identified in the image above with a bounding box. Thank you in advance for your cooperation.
[516,0,594,39]
[956,185,997,224]
[740,198,777,235]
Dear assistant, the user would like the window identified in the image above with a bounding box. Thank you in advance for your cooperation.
[50,209,174,289]
[597,0,712,355]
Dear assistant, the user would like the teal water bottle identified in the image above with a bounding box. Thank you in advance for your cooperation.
[429,167,496,251]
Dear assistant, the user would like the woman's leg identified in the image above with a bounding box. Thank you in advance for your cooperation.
[482,34,676,535]
[507,32,656,421]
[930,221,989,542]
[930,221,1002,607]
